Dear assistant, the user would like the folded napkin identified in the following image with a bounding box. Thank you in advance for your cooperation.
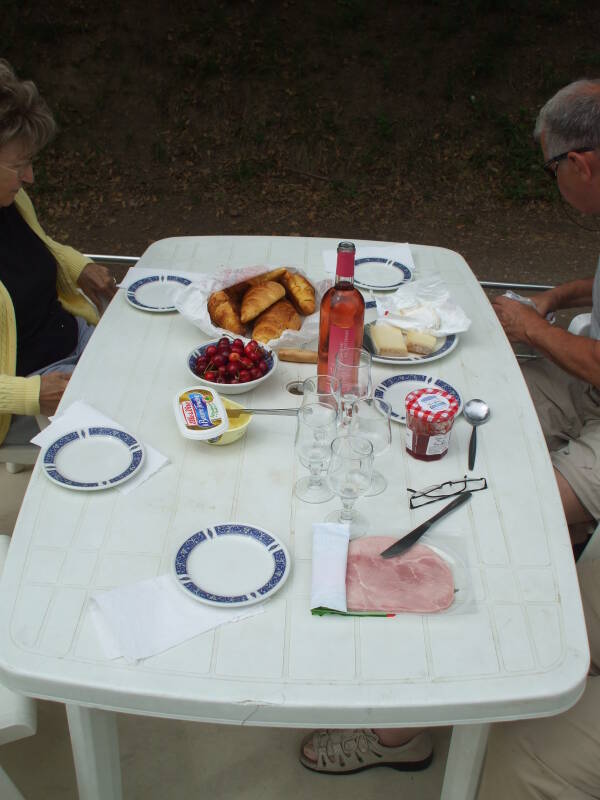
[322,243,416,276]
[90,574,263,662]
[119,266,199,288]
[375,274,471,337]
[31,400,169,495]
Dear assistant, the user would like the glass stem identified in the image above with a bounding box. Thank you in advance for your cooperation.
[308,462,323,487]
[340,499,355,521]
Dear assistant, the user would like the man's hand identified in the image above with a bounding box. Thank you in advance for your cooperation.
[39,372,71,415]
[77,262,117,313]
[491,296,547,344]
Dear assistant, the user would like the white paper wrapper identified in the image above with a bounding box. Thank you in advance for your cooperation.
[375,274,471,337]
[175,264,330,348]
[310,523,350,612]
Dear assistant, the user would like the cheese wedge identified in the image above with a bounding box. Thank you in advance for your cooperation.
[404,329,438,355]
[370,323,409,357]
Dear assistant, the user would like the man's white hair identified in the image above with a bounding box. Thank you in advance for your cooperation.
[535,79,600,157]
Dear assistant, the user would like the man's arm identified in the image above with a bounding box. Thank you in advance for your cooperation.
[493,294,600,388]
[530,278,594,316]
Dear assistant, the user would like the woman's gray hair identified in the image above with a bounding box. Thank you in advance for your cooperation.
[0,59,56,154]
[534,79,600,158]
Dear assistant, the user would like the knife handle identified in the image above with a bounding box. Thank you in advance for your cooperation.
[428,491,472,525]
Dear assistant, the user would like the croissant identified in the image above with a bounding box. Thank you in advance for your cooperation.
[207,290,244,334]
[280,270,316,315]
[240,280,286,324]
[252,299,302,344]
[225,267,288,300]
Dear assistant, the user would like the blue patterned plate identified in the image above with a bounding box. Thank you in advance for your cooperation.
[126,274,191,312]
[42,427,145,490]
[173,523,290,607]
[354,257,413,291]
[374,374,463,424]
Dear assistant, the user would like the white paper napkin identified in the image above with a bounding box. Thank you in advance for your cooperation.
[322,243,416,276]
[90,574,264,662]
[375,274,471,337]
[31,400,169,494]
[119,266,199,288]
[310,523,350,612]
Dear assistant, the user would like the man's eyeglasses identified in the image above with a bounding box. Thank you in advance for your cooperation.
[0,160,34,179]
[407,476,488,509]
[543,147,595,178]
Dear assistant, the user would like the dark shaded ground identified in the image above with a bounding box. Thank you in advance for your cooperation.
[2,0,600,285]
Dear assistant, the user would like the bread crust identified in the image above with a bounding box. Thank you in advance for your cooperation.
[207,290,244,334]
[252,299,302,343]
[280,270,316,315]
[240,280,286,323]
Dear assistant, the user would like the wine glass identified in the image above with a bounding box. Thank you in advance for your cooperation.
[301,375,341,414]
[350,398,392,496]
[326,435,374,538]
[294,402,339,503]
[333,347,372,426]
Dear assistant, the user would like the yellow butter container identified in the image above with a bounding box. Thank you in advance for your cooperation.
[206,398,252,446]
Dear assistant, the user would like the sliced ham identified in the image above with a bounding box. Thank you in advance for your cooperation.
[346,536,454,613]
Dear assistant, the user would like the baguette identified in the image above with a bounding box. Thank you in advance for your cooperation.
[252,299,302,344]
[280,270,316,315]
[240,280,286,323]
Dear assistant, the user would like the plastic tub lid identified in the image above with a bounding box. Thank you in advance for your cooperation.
[174,386,229,440]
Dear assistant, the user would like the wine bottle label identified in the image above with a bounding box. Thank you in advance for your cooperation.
[328,325,356,375]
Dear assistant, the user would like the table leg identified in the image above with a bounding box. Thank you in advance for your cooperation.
[66,704,122,800]
[440,723,490,800]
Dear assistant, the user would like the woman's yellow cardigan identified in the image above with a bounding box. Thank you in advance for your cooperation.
[0,189,99,444]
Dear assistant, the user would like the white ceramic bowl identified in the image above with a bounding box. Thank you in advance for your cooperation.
[187,336,278,395]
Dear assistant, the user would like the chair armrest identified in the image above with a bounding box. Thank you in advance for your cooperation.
[568,313,592,336]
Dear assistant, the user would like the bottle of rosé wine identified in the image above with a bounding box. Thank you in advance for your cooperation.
[318,241,365,378]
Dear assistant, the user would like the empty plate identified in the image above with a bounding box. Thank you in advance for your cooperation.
[42,427,145,490]
[126,274,191,312]
[173,523,290,607]
[354,257,412,291]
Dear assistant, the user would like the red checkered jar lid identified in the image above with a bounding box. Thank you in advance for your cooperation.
[404,388,459,422]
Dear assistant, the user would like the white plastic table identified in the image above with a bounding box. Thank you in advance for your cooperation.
[0,237,589,800]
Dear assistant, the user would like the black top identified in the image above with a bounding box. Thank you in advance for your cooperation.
[0,203,78,376]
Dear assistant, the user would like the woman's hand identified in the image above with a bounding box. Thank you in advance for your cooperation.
[77,262,117,312]
[39,372,71,415]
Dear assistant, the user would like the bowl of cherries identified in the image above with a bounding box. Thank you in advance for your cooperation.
[187,336,278,395]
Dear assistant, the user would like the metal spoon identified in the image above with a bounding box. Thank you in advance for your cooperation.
[226,407,299,418]
[463,399,491,471]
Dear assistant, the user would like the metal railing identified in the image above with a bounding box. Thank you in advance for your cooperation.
[86,253,554,293]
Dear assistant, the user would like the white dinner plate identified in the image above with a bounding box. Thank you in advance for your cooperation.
[173,523,291,607]
[374,374,462,424]
[41,427,145,490]
[126,274,191,312]
[354,257,413,291]
[364,322,459,365]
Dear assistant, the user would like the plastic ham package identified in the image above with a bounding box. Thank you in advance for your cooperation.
[175,264,330,347]
[346,531,476,616]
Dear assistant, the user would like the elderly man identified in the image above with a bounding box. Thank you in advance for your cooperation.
[493,79,600,542]
[479,78,600,800]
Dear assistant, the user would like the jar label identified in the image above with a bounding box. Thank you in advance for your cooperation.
[426,432,450,455]
[416,393,451,414]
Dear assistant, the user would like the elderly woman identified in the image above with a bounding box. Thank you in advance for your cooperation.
[0,59,116,446]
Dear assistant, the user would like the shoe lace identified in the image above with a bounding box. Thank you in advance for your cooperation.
[317,729,382,767]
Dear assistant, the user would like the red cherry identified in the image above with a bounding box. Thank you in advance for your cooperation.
[232,339,244,350]
[226,362,238,376]
[240,356,253,369]
[257,360,269,374]
[204,370,217,382]
[228,351,241,363]
[250,367,261,380]
[250,349,262,363]
[212,354,226,367]
[205,345,217,358]
[238,369,251,382]
[218,337,231,347]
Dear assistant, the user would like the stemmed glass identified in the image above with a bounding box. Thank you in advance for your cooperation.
[334,347,372,426]
[301,375,341,414]
[294,402,339,503]
[350,398,392,496]
[326,435,374,538]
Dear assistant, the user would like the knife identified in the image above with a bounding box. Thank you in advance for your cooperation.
[380,491,472,559]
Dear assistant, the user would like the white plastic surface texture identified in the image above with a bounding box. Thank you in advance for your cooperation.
[0,238,589,731]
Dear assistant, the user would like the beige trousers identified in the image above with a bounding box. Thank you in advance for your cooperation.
[477,557,600,799]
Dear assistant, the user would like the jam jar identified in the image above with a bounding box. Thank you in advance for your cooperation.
[405,387,459,461]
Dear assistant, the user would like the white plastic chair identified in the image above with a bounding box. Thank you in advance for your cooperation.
[568,312,592,337]
[0,534,37,799]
